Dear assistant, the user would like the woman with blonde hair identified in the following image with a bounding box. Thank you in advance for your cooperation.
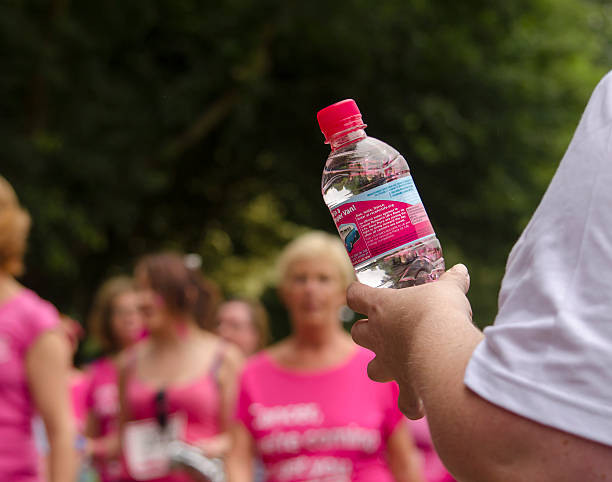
[0,176,76,481]
[83,275,145,481]
[227,231,424,482]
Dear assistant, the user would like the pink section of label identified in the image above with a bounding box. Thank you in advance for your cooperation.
[332,200,434,267]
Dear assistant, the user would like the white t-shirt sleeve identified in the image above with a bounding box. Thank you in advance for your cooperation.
[464,71,612,447]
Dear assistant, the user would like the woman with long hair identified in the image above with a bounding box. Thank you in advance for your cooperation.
[226,231,424,482]
[84,276,145,481]
[0,176,76,481]
[120,252,242,481]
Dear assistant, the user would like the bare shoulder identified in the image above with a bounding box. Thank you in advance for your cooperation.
[194,329,223,352]
[195,330,244,373]
[26,328,69,365]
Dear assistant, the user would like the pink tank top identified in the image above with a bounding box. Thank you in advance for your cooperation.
[0,289,60,481]
[86,358,120,437]
[122,348,224,482]
[70,370,90,432]
[85,357,122,481]
[236,346,404,482]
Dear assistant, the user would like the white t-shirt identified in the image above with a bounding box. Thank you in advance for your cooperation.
[464,71,612,447]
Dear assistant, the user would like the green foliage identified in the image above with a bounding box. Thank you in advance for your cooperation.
[1,0,610,338]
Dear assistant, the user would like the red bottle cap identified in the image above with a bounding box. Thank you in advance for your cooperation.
[317,99,366,143]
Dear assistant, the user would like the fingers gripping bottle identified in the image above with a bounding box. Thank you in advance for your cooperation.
[318,99,445,288]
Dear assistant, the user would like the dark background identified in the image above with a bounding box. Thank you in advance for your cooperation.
[2,0,611,354]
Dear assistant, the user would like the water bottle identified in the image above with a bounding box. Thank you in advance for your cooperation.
[318,99,445,288]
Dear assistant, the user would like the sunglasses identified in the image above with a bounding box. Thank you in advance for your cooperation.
[154,389,168,431]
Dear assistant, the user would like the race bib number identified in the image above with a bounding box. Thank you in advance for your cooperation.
[123,413,186,480]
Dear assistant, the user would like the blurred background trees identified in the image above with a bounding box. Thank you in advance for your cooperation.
[1,0,610,349]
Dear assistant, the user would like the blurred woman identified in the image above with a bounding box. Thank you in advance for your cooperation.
[120,252,243,481]
[0,176,77,481]
[216,298,270,357]
[84,276,145,481]
[226,231,424,482]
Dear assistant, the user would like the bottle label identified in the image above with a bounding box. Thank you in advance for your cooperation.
[330,176,435,267]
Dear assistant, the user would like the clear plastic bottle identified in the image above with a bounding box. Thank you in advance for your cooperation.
[317,99,445,288]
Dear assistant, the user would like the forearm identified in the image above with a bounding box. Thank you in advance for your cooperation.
[386,420,425,482]
[407,313,609,481]
[226,423,255,482]
[194,432,231,458]
[406,313,492,480]
[389,448,424,482]
[47,427,78,482]
[225,455,253,482]
[88,432,120,460]
[26,331,78,482]
[349,268,612,481]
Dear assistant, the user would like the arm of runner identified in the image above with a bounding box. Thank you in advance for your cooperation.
[83,411,120,461]
[386,420,425,482]
[197,342,245,459]
[225,421,255,482]
[217,343,245,432]
[27,329,78,482]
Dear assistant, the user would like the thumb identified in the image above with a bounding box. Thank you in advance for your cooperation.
[346,281,379,315]
[439,264,470,294]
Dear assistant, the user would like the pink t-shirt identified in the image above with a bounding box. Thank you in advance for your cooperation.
[0,289,60,481]
[406,418,455,482]
[236,346,404,482]
[70,370,90,433]
[86,358,120,438]
[85,357,123,481]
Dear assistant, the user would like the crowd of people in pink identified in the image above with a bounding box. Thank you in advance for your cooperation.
[4,71,612,480]
[0,175,452,481]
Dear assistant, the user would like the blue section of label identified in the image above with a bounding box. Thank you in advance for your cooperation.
[341,175,423,207]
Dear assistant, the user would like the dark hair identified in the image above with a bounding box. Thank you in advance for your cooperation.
[136,252,218,330]
[187,267,221,331]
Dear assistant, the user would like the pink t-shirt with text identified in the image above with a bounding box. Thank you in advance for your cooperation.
[236,346,404,482]
[0,289,60,481]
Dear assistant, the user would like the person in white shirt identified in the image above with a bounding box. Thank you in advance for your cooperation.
[348,71,612,481]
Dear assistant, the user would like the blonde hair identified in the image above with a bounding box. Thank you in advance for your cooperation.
[0,176,31,276]
[276,231,355,290]
[87,276,136,354]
